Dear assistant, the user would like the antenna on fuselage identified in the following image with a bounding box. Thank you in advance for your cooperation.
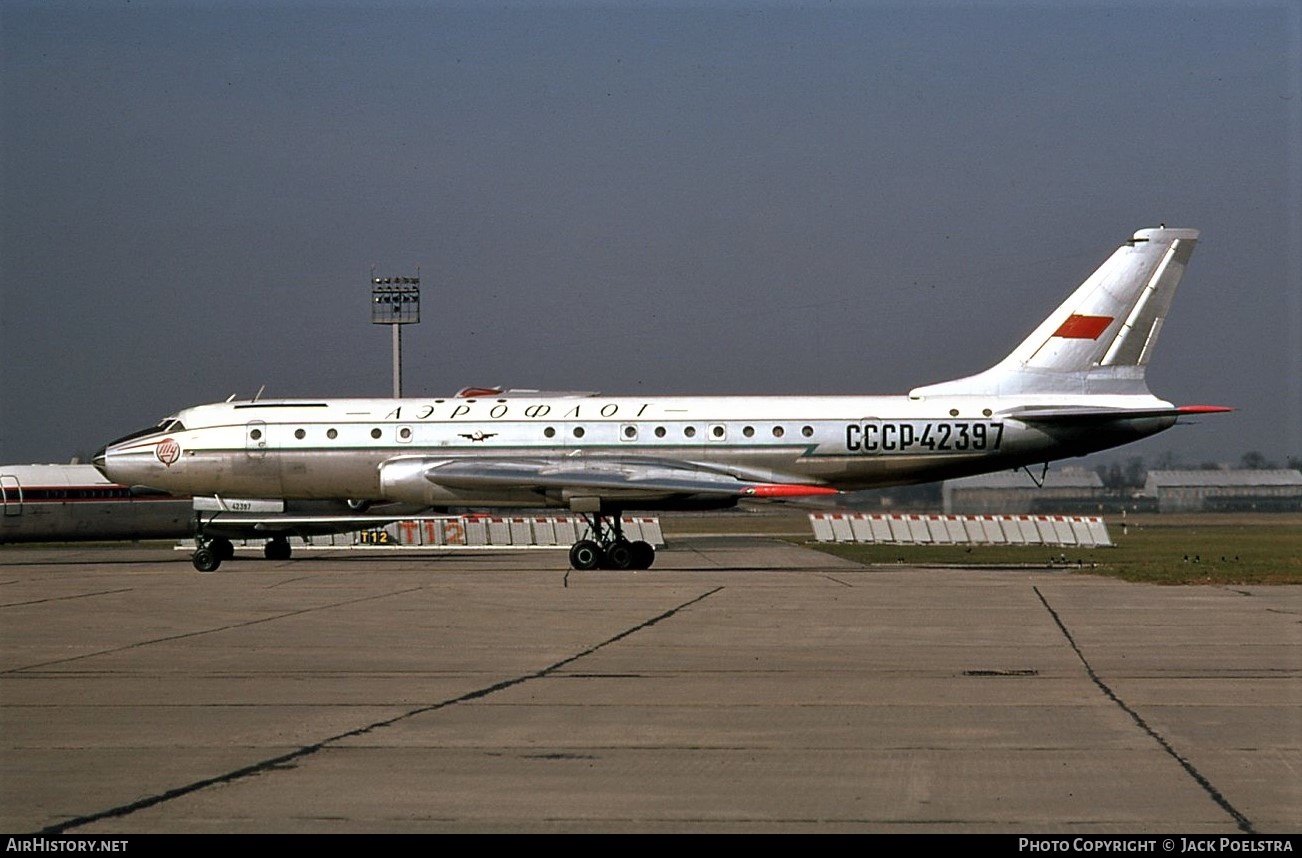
[225,393,237,403]
[252,385,265,402]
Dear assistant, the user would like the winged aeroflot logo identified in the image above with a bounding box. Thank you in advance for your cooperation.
[155,438,181,467]
[459,431,497,442]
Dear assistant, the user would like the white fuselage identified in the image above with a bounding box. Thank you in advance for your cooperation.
[98,391,1176,510]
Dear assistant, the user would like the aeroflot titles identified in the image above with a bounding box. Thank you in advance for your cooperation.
[374,403,1003,429]
[379,402,654,420]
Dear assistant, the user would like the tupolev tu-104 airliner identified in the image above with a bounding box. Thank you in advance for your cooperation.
[97,227,1229,572]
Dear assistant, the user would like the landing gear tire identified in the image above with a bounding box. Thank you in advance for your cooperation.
[211,537,235,560]
[568,514,657,571]
[264,538,292,561]
[192,548,221,573]
[629,540,655,570]
[601,540,633,570]
[569,540,603,570]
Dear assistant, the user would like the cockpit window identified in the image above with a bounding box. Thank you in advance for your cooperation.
[105,424,168,447]
[102,417,185,449]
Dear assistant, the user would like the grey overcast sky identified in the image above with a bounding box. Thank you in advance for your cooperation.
[2,0,1299,469]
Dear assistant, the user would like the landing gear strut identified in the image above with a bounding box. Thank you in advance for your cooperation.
[568,514,655,571]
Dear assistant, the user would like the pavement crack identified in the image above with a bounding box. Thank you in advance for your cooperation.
[0,587,133,609]
[4,586,426,674]
[1033,585,1256,834]
[819,574,855,587]
[34,586,724,835]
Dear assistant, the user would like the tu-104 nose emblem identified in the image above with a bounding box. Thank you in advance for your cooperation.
[155,438,181,466]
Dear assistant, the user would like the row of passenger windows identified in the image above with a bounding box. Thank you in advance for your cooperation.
[250,424,817,442]
[251,427,354,440]
[3,488,135,501]
[544,425,814,440]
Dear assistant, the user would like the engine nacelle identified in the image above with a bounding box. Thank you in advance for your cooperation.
[379,457,562,509]
[378,458,445,506]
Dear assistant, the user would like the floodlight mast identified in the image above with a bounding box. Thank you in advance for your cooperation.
[370,269,421,398]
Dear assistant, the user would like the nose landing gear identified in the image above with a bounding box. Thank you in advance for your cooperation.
[191,534,233,573]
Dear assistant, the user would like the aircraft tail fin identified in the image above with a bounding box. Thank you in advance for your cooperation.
[910,227,1199,398]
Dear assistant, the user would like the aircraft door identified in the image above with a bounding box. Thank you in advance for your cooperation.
[1,475,21,516]
[245,420,268,459]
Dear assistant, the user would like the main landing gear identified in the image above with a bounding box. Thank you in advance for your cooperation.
[568,514,655,571]
[190,533,292,572]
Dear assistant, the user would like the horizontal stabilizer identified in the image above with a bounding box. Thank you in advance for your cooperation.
[1001,404,1232,424]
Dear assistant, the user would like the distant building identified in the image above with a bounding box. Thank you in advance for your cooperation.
[942,469,1106,515]
[1142,469,1302,513]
